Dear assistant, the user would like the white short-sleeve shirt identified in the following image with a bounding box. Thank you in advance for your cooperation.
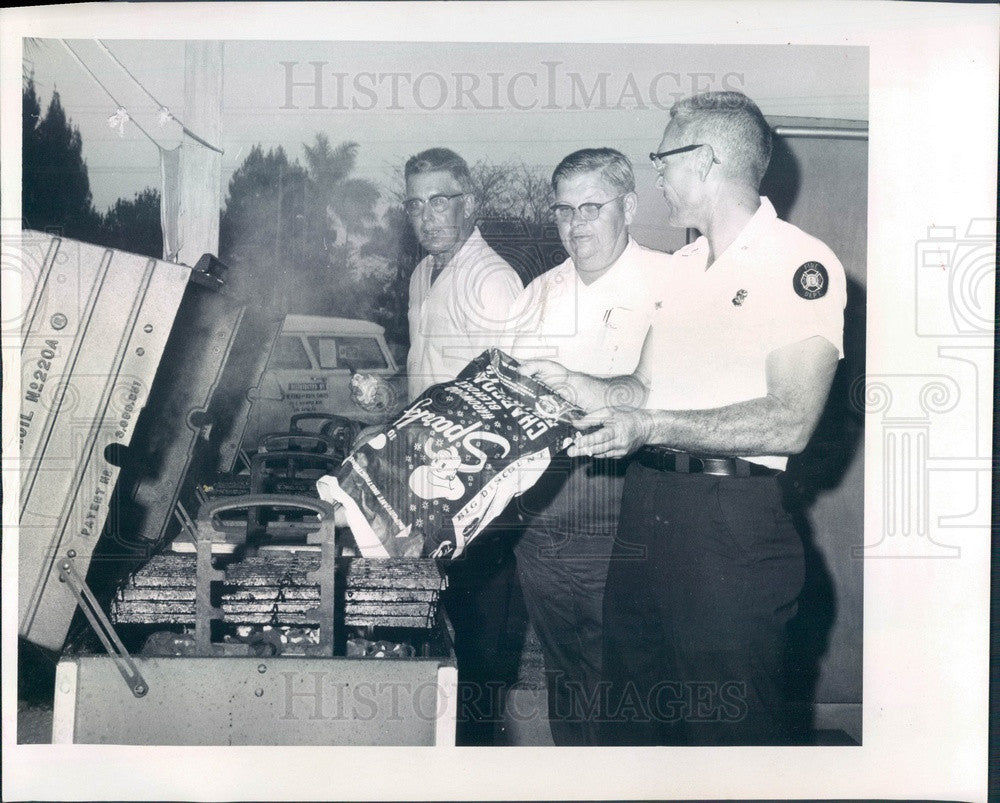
[508,238,673,381]
[645,197,847,470]
[407,226,523,400]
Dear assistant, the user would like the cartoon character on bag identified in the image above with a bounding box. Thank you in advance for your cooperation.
[408,432,510,501]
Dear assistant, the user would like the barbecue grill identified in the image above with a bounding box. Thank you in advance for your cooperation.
[17,232,457,745]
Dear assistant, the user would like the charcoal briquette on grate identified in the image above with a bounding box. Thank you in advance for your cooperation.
[113,551,444,629]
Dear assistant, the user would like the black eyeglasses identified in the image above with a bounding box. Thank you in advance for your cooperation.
[403,192,465,216]
[649,144,721,169]
[549,194,627,222]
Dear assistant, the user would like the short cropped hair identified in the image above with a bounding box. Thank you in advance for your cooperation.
[669,91,772,186]
[551,148,635,195]
[404,147,474,192]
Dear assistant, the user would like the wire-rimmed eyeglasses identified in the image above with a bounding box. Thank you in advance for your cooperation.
[549,194,627,223]
[649,144,721,170]
[402,192,465,216]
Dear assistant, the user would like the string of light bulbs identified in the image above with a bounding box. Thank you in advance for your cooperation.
[59,39,224,155]
[60,39,158,146]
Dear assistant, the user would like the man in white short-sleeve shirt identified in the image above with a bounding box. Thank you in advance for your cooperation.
[401,147,524,745]
[523,92,846,746]
[508,148,672,746]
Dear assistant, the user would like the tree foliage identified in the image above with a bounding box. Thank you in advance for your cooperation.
[219,144,309,309]
[22,76,164,259]
[303,137,379,239]
[218,136,384,319]
[22,76,101,240]
[470,160,553,226]
[365,206,423,348]
[98,188,164,258]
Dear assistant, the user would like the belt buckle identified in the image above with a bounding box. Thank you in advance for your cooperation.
[692,455,738,477]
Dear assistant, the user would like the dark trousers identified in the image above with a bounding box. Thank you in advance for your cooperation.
[513,457,625,746]
[600,463,804,746]
[442,531,527,746]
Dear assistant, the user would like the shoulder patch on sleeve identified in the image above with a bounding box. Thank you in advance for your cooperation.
[793,261,829,300]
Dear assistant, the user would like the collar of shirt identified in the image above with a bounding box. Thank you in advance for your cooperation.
[422,225,487,284]
[675,196,777,272]
[563,234,642,290]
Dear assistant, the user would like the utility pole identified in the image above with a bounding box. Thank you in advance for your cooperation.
[177,41,224,266]
[276,160,286,313]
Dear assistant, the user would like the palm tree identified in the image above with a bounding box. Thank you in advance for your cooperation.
[219,138,384,317]
[302,136,380,249]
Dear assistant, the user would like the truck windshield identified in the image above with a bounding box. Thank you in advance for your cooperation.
[307,336,388,370]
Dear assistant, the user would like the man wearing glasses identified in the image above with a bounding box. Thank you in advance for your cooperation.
[402,147,524,745]
[403,147,523,400]
[524,92,846,745]
[508,148,672,745]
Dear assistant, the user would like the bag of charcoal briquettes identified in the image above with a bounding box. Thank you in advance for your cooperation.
[316,348,582,560]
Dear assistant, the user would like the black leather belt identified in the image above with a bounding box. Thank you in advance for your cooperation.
[636,447,780,477]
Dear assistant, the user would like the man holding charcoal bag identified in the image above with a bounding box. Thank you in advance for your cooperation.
[396,147,524,744]
[505,148,673,745]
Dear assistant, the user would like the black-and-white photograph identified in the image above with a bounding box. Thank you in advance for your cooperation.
[1,3,995,801]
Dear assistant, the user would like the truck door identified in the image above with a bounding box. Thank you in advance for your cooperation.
[304,333,392,416]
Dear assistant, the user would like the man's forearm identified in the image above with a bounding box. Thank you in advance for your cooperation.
[570,371,648,413]
[644,394,815,456]
[516,360,649,414]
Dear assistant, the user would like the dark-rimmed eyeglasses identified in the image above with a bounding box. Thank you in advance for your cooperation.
[402,192,465,216]
[649,144,721,170]
[549,194,627,223]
